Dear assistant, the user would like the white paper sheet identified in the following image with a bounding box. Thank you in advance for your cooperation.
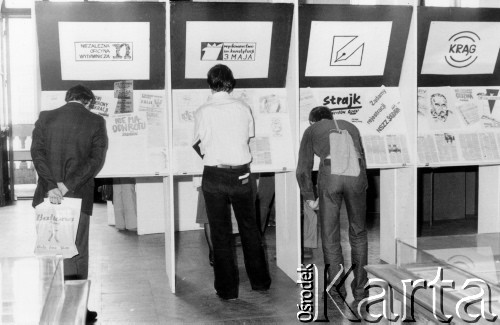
[58,22,150,80]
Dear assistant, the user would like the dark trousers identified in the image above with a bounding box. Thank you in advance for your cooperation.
[202,166,271,299]
[256,173,275,234]
[64,212,90,280]
[317,161,368,300]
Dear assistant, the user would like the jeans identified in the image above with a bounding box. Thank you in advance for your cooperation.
[202,166,271,299]
[317,160,368,300]
[256,173,275,234]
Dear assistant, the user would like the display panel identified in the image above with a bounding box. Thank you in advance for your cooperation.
[35,2,165,90]
[172,89,294,175]
[170,2,293,89]
[41,89,167,177]
[418,6,500,87]
[299,87,412,169]
[299,4,412,88]
[417,86,500,166]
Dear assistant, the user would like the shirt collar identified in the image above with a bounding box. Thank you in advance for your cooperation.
[211,91,231,99]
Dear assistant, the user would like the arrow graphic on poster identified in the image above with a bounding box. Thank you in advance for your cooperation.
[330,36,364,66]
[486,89,499,114]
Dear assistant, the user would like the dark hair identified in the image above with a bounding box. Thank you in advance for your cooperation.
[309,106,333,122]
[65,84,95,105]
[207,64,235,92]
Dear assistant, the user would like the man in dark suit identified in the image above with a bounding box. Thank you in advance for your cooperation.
[31,84,108,323]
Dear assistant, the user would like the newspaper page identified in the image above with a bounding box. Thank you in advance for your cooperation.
[458,133,483,161]
[478,132,500,160]
[434,132,459,162]
[362,135,388,165]
[417,135,440,165]
[418,86,500,166]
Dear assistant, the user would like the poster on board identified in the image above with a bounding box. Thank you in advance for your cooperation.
[40,89,168,177]
[172,89,294,175]
[58,22,150,81]
[305,21,392,77]
[170,1,293,89]
[35,1,165,91]
[185,21,273,80]
[299,87,412,169]
[418,86,500,166]
[421,22,500,76]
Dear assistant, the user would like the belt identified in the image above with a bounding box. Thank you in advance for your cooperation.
[323,158,363,166]
[215,163,249,170]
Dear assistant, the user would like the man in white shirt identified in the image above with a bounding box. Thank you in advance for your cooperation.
[193,64,271,300]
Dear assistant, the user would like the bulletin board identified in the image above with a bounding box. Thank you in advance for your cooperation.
[170,1,293,89]
[299,4,412,88]
[417,7,500,167]
[417,86,500,167]
[300,87,412,169]
[418,7,500,87]
[35,2,166,90]
[172,88,295,175]
[35,2,168,177]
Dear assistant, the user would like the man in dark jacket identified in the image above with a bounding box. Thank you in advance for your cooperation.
[31,84,108,323]
[296,106,368,316]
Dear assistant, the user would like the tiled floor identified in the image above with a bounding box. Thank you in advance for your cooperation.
[1,200,385,324]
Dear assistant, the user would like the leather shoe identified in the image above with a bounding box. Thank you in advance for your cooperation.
[86,310,98,323]
[216,292,237,301]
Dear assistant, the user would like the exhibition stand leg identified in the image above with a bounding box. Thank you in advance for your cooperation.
[478,166,500,234]
[379,168,416,264]
[275,172,300,281]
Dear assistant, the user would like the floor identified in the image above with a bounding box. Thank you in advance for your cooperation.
[0,199,475,324]
[0,199,384,324]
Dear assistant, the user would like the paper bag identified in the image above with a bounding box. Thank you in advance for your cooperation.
[34,198,82,258]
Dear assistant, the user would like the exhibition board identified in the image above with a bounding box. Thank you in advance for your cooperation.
[170,1,296,175]
[35,2,166,91]
[418,86,500,167]
[170,1,293,89]
[298,4,414,170]
[172,88,295,174]
[40,89,168,177]
[300,87,412,169]
[299,4,413,88]
[418,7,500,87]
[417,7,500,168]
[35,2,168,177]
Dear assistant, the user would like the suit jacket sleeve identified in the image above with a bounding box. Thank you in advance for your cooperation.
[31,111,58,191]
[65,117,108,192]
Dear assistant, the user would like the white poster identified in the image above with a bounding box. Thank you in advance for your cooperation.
[421,22,500,75]
[185,21,273,79]
[58,22,150,80]
[305,21,392,77]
